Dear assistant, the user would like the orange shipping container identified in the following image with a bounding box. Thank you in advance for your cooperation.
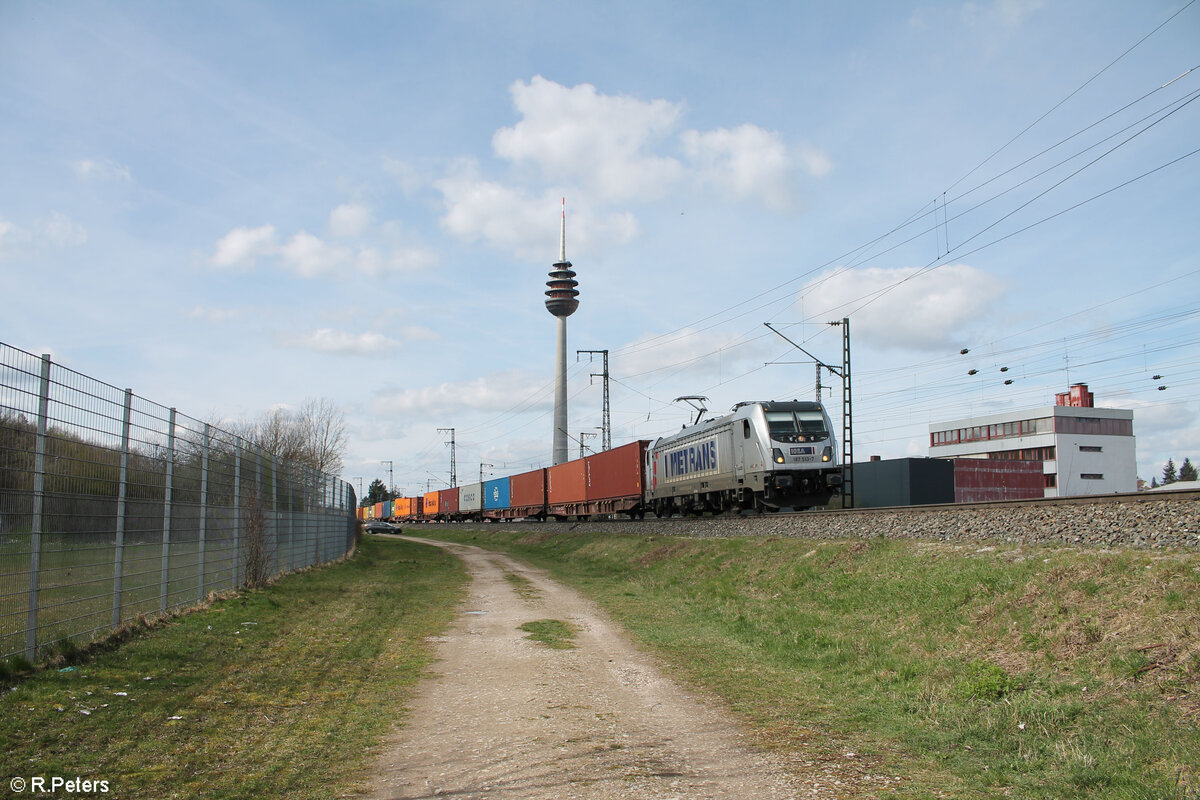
[547,459,587,504]
[423,492,439,515]
[586,441,648,501]
[510,469,545,509]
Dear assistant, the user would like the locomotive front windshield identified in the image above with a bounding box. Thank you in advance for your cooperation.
[765,409,829,443]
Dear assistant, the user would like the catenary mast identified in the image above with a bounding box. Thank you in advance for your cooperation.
[545,199,579,465]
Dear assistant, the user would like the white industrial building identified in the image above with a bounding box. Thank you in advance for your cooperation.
[927,384,1136,498]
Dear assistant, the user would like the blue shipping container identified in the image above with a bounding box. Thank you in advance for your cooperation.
[483,477,511,510]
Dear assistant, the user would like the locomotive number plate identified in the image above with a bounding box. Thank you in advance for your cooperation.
[790,446,814,455]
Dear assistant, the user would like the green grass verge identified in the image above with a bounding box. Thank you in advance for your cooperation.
[503,571,541,602]
[0,535,467,799]
[426,527,1200,799]
[519,618,576,649]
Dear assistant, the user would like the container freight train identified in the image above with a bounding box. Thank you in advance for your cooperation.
[356,400,843,523]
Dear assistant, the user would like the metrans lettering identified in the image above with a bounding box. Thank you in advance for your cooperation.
[664,439,718,480]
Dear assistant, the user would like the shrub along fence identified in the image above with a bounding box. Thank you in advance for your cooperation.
[0,343,358,662]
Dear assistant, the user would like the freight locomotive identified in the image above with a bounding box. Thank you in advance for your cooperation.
[358,400,843,523]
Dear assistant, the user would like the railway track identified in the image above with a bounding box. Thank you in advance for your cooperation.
[435,488,1200,550]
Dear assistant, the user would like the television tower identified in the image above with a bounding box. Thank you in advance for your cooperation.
[546,198,579,465]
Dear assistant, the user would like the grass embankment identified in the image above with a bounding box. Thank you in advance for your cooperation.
[430,527,1200,799]
[0,535,467,799]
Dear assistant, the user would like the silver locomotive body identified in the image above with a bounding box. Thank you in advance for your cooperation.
[644,400,842,515]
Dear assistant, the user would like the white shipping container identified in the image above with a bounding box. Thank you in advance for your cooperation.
[459,482,483,513]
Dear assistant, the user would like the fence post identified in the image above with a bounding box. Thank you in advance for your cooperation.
[271,454,279,578]
[311,469,320,566]
[198,423,209,601]
[233,447,241,587]
[160,408,176,613]
[287,462,295,570]
[25,354,52,662]
[112,388,132,629]
[256,447,264,580]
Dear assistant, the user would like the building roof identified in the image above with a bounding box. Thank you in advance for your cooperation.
[929,403,1133,432]
[1148,480,1200,492]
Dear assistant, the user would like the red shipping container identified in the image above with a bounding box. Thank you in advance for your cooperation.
[510,469,546,508]
[953,459,1044,503]
[586,440,648,501]
[423,492,439,515]
[439,487,460,516]
[374,501,386,519]
[548,459,587,504]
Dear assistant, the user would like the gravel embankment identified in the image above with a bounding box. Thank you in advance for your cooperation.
[450,492,1200,549]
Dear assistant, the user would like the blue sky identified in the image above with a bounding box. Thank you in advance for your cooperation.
[2,0,1197,495]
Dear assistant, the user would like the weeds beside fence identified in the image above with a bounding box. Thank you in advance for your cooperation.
[0,343,357,662]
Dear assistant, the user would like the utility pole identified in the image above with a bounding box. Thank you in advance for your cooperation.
[437,428,456,487]
[763,320,854,509]
[379,461,393,496]
[579,431,597,460]
[763,323,837,402]
[828,318,853,509]
[577,349,610,450]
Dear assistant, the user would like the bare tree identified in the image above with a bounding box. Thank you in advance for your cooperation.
[238,398,347,478]
[296,398,347,476]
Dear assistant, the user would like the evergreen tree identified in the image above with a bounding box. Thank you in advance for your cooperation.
[362,478,394,506]
[1180,457,1198,482]
[1161,458,1178,485]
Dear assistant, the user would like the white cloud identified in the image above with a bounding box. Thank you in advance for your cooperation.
[795,143,834,178]
[211,225,277,267]
[354,244,436,277]
[72,158,132,183]
[493,75,685,202]
[0,218,13,258]
[382,158,430,196]
[282,328,406,355]
[435,163,637,260]
[372,370,549,417]
[436,166,550,254]
[209,219,433,279]
[278,231,351,277]
[38,212,88,248]
[433,76,824,259]
[0,213,86,259]
[329,203,371,237]
[798,264,1005,351]
[682,124,797,209]
[187,305,241,323]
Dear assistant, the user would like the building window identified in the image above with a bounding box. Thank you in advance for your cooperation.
[1055,417,1133,436]
[1044,473,1057,488]
[1079,445,1102,452]
[1081,473,1104,480]
[987,446,1055,461]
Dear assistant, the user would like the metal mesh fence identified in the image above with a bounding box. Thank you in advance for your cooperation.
[0,343,357,662]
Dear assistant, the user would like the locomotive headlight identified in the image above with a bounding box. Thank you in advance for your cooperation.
[772,447,785,464]
[821,446,833,463]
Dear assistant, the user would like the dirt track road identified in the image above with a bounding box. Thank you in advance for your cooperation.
[367,536,829,800]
